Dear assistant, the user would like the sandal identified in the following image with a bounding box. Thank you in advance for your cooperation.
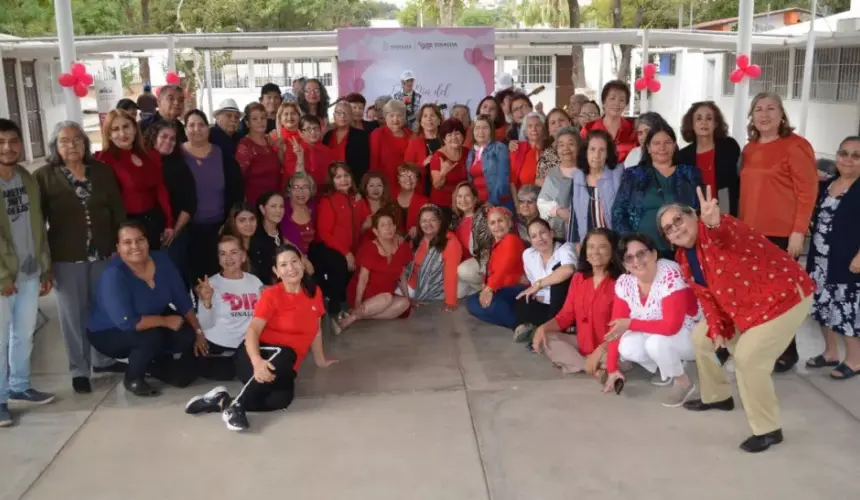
[806,354,839,368]
[830,363,860,380]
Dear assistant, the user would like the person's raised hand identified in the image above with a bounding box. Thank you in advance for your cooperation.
[697,185,720,228]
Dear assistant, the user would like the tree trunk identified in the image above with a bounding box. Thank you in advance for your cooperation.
[138,0,151,84]
[567,0,586,88]
[615,4,643,83]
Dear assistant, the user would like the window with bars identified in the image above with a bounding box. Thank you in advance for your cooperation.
[721,50,789,98]
[254,59,287,87]
[212,63,249,89]
[792,47,860,102]
[503,56,552,86]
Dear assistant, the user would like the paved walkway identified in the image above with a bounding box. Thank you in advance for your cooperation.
[3,294,860,500]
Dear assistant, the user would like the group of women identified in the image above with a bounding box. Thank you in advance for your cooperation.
[29,76,859,447]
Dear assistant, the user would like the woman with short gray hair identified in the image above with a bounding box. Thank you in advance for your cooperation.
[516,184,541,241]
[370,98,412,187]
[34,121,127,394]
[624,112,666,168]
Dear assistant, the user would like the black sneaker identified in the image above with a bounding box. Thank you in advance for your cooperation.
[93,361,129,374]
[72,377,92,394]
[222,403,249,431]
[184,386,232,415]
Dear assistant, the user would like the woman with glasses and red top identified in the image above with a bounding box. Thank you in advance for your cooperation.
[290,115,332,192]
[323,100,370,184]
[394,163,429,240]
[429,119,469,222]
[581,81,638,163]
[405,104,443,196]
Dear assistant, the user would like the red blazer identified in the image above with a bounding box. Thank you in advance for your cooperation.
[316,191,361,256]
[582,117,638,163]
[553,273,615,357]
[485,233,525,291]
[370,126,412,188]
[95,148,174,228]
[404,136,431,167]
[675,215,816,341]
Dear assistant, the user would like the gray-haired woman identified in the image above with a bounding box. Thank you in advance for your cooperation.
[624,112,667,168]
[516,184,541,242]
[34,121,127,394]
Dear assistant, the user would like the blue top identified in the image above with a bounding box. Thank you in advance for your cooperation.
[88,251,193,332]
[685,248,707,287]
[466,141,513,211]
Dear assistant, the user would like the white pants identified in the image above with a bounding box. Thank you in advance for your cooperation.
[618,329,695,381]
[457,258,482,296]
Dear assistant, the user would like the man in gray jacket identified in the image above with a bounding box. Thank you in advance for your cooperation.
[0,119,54,427]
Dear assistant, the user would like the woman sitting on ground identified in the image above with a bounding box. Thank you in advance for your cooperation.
[407,204,463,311]
[451,182,492,295]
[337,210,413,332]
[602,233,701,405]
[195,235,264,381]
[466,206,527,329]
[87,221,207,396]
[185,244,337,432]
[394,163,429,239]
[512,218,576,343]
[532,229,623,374]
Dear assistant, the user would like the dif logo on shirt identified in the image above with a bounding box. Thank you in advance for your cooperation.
[224,293,259,312]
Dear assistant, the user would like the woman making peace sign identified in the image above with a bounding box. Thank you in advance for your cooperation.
[655,187,815,454]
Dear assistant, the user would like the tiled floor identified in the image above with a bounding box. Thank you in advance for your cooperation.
[2,294,859,500]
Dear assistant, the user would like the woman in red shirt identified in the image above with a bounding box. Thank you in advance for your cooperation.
[290,115,333,191]
[477,96,509,143]
[580,80,638,163]
[307,162,362,319]
[429,118,469,220]
[532,229,623,373]
[394,163,428,240]
[236,103,281,205]
[337,211,413,332]
[322,101,370,183]
[185,244,336,432]
[370,99,412,188]
[676,101,741,216]
[658,191,815,453]
[509,112,545,193]
[466,206,526,328]
[96,109,174,250]
[357,171,394,244]
[272,102,302,184]
[405,104,443,196]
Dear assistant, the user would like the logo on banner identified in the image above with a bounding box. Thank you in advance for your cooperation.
[383,41,413,52]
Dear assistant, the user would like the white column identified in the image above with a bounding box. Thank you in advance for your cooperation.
[628,48,636,116]
[732,0,754,144]
[167,35,176,73]
[0,51,9,119]
[597,43,606,94]
[677,49,687,130]
[53,0,83,123]
[247,58,255,92]
[13,60,33,162]
[639,30,650,113]
[203,50,214,117]
[797,0,818,136]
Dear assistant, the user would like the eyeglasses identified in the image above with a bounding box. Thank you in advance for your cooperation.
[836,149,860,160]
[661,213,686,236]
[518,198,536,205]
[579,112,599,119]
[398,171,417,179]
[304,88,320,95]
[333,110,349,117]
[58,137,85,147]
[623,248,650,264]
[291,184,311,191]
[301,127,321,134]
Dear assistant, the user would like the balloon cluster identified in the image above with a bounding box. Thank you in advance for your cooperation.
[729,54,761,84]
[634,63,661,93]
[165,72,181,85]
[57,63,94,98]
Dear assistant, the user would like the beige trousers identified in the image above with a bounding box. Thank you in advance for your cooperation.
[692,294,813,435]
[457,258,483,296]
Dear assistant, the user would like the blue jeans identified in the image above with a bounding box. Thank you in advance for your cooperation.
[0,277,40,404]
[466,285,526,329]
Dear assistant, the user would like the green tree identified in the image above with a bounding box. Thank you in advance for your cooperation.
[397,0,464,27]
[457,5,517,27]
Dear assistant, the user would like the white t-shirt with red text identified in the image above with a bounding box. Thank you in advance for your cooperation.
[197,272,264,348]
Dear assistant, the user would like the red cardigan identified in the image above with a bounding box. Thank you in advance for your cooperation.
[95,148,174,228]
[283,139,332,192]
[399,191,429,234]
[675,215,816,341]
[316,191,361,256]
[553,273,616,357]
[485,233,525,291]
[404,136,432,167]
[370,126,412,188]
[582,117,638,163]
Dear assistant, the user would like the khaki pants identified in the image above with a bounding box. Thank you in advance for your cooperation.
[692,294,813,435]
[457,258,483,296]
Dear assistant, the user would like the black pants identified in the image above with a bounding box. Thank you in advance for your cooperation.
[197,339,237,381]
[307,242,352,315]
[87,324,197,387]
[767,235,799,368]
[514,278,571,327]
[128,209,166,251]
[234,342,298,412]
[187,221,223,285]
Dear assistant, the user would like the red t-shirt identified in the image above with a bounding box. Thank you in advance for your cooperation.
[347,239,413,306]
[236,136,282,205]
[255,285,325,370]
[327,130,349,163]
[696,148,717,196]
[469,156,488,202]
[455,215,473,259]
[429,147,468,208]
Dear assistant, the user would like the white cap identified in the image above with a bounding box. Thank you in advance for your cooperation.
[400,70,416,82]
[497,73,514,89]
[214,98,240,116]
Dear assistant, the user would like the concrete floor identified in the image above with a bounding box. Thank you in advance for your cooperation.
[2,294,860,500]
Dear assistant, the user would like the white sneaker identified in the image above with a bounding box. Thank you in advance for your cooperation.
[662,383,697,408]
[651,374,672,386]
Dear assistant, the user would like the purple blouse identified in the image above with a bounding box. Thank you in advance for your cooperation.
[183,144,225,224]
[280,200,317,254]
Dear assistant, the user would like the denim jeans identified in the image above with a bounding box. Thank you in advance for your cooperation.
[466,285,527,329]
[0,276,40,404]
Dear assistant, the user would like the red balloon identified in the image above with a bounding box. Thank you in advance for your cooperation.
[58,73,77,87]
[73,82,88,98]
[735,54,750,69]
[744,64,762,79]
[78,73,94,86]
[71,62,87,76]
[634,78,647,92]
[643,63,657,79]
[165,72,181,85]
[646,79,661,93]
[729,68,745,84]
